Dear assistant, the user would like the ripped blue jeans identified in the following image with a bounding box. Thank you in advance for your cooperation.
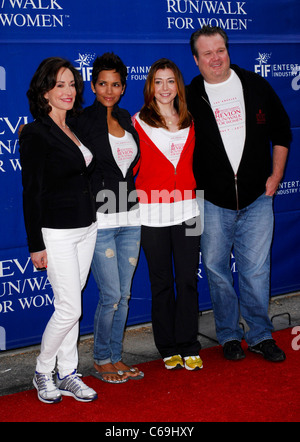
[91,226,141,365]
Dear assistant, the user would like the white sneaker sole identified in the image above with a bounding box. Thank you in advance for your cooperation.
[59,388,98,402]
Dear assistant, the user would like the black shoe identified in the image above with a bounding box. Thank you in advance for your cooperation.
[223,340,246,361]
[248,339,286,362]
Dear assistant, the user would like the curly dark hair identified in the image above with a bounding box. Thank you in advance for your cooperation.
[26,57,84,119]
[91,52,128,87]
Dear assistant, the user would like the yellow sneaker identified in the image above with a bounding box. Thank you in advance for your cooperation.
[184,356,203,371]
[163,355,184,370]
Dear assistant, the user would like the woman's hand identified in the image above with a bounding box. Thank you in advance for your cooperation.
[30,250,48,270]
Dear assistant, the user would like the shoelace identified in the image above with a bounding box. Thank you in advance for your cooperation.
[60,372,86,394]
[36,371,56,390]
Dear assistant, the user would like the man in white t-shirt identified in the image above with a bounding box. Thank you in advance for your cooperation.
[187,26,291,363]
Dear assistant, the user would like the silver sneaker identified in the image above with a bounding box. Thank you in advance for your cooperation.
[33,371,62,404]
[57,370,98,402]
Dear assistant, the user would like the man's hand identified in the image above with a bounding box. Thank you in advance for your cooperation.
[266,145,289,196]
[265,175,281,196]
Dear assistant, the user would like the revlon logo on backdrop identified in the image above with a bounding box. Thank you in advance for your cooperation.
[166,0,252,30]
[0,116,28,173]
[0,0,70,28]
[0,257,54,315]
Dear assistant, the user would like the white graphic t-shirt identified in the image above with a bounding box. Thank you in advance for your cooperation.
[109,131,138,178]
[205,69,246,174]
[149,126,189,169]
[96,130,140,228]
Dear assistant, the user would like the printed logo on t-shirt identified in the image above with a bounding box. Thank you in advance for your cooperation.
[170,141,184,158]
[256,109,266,125]
[214,103,243,129]
[117,146,134,162]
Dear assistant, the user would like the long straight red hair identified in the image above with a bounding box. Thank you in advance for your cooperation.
[139,58,192,130]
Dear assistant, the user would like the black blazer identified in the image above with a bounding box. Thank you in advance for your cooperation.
[19,115,96,253]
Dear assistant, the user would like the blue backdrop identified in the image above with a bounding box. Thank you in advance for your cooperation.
[0,0,299,350]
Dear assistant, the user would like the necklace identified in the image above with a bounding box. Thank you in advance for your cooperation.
[162,115,176,125]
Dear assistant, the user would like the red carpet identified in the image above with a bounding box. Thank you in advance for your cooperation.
[0,328,299,423]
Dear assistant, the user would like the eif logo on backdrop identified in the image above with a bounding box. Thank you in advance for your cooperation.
[74,53,96,82]
[254,52,300,80]
[254,53,272,78]
[74,53,151,84]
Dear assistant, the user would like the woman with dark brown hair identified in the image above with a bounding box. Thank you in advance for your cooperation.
[133,59,203,371]
[20,57,98,403]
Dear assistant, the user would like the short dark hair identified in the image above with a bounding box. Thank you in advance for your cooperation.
[190,26,229,59]
[26,57,84,119]
[91,52,127,87]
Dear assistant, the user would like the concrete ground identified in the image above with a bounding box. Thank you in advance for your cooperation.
[0,292,299,398]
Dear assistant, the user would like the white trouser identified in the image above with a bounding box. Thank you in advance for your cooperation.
[36,222,97,377]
